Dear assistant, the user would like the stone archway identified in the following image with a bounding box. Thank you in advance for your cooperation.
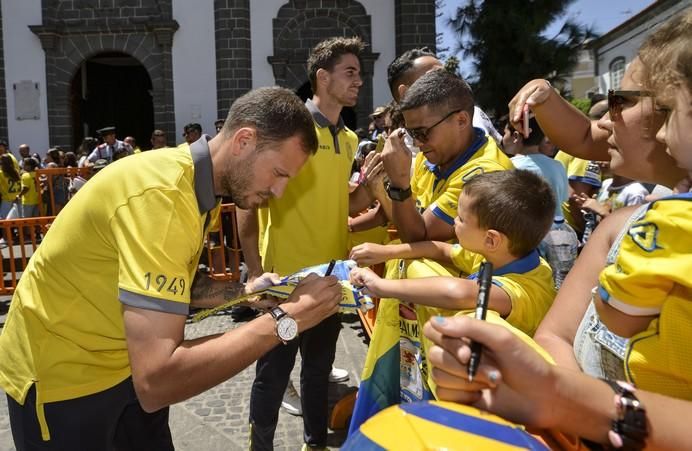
[71,52,154,150]
[268,0,378,129]
[29,0,178,150]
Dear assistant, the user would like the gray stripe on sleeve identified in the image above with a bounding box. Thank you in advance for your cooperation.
[119,288,189,316]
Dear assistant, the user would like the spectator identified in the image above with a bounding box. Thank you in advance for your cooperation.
[124,136,141,153]
[150,129,167,150]
[180,123,202,146]
[85,126,133,166]
[503,116,568,218]
[0,154,22,219]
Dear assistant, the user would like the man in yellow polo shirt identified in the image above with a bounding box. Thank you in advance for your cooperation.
[237,37,376,451]
[0,87,343,450]
[348,69,514,431]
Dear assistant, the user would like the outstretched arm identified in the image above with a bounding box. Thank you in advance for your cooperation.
[350,267,511,316]
[124,274,342,413]
[349,240,455,267]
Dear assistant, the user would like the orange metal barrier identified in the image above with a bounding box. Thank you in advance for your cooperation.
[36,167,93,216]
[0,216,53,295]
[204,203,243,282]
[0,203,243,296]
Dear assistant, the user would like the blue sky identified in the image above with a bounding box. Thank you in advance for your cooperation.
[436,0,654,76]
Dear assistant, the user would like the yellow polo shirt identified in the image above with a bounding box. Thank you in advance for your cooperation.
[411,128,513,225]
[0,142,219,437]
[598,194,692,399]
[260,99,356,275]
[449,245,556,336]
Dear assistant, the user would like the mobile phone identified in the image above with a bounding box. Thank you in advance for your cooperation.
[375,134,385,153]
[523,106,530,139]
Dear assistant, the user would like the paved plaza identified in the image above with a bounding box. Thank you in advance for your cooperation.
[0,298,369,451]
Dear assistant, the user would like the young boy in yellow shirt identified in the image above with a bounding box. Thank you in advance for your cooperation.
[350,169,557,336]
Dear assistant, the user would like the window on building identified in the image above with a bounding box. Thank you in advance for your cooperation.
[610,57,626,90]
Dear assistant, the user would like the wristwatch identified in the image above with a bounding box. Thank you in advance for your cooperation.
[269,307,298,344]
[387,183,412,202]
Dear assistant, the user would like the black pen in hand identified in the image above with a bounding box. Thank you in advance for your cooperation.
[324,259,336,277]
[467,261,493,382]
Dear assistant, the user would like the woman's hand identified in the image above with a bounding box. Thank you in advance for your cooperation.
[424,316,558,429]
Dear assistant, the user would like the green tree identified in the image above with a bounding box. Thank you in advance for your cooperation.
[570,97,591,115]
[448,0,595,118]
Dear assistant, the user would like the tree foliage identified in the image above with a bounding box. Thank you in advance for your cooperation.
[448,0,595,118]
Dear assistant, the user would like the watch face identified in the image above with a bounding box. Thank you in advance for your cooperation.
[277,317,298,341]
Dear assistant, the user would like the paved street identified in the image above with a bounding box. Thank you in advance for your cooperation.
[0,299,369,451]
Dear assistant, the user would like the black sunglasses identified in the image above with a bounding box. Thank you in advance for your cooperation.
[406,109,463,143]
[607,89,652,120]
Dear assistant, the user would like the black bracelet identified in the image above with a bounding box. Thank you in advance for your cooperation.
[602,379,648,451]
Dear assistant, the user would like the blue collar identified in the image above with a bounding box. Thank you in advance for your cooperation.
[467,249,541,280]
[424,127,487,180]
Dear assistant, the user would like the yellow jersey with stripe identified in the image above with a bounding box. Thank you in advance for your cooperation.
[347,401,549,450]
[555,151,602,229]
[260,98,356,275]
[598,194,692,399]
[450,245,556,336]
[0,143,219,412]
[20,171,39,205]
[411,128,513,225]
[0,171,22,202]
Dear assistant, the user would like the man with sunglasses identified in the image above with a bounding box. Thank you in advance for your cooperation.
[180,123,202,146]
[381,68,513,244]
[349,69,513,427]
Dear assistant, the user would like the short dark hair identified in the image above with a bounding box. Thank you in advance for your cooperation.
[225,86,318,155]
[387,47,436,98]
[399,69,475,120]
[307,37,365,92]
[184,123,202,133]
[462,169,555,257]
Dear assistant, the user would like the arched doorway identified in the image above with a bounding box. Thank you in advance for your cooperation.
[71,52,154,150]
[295,81,357,131]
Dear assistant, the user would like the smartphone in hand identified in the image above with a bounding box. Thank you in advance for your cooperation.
[523,106,530,139]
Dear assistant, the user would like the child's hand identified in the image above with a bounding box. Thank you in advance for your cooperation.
[349,267,381,297]
[349,243,389,266]
[245,272,281,294]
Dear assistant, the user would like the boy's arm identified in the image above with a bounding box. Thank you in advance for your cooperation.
[349,241,455,267]
[352,268,511,315]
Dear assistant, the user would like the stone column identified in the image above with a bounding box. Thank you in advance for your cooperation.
[214,0,252,120]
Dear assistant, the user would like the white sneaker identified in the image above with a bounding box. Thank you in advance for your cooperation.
[328,367,349,383]
[281,381,302,416]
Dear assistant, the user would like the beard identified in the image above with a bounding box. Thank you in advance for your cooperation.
[220,150,270,209]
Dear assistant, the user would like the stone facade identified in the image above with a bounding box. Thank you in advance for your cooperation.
[214,0,252,120]
[395,0,436,56]
[0,2,7,142]
[12,1,436,149]
[30,0,178,150]
[268,0,379,128]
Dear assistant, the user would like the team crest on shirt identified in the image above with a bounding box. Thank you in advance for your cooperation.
[628,222,662,252]
[461,167,484,183]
